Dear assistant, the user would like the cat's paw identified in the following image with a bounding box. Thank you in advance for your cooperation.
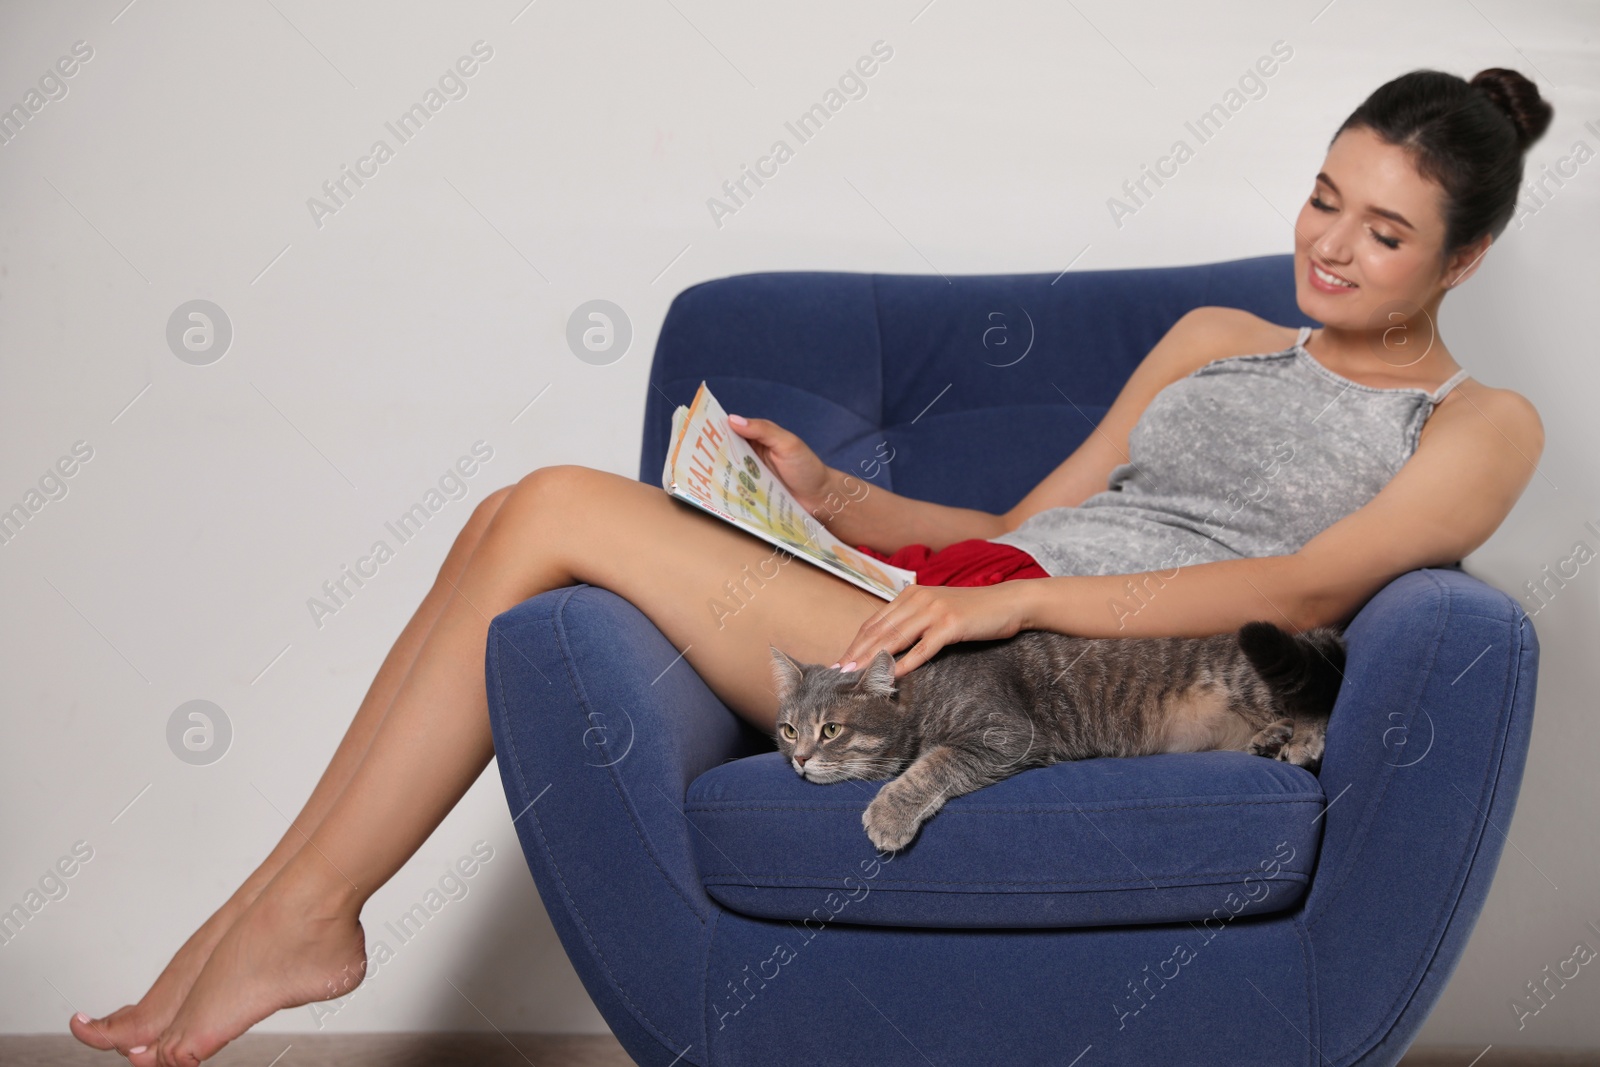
[863,791,925,852]
[1277,730,1326,772]
[1248,719,1295,758]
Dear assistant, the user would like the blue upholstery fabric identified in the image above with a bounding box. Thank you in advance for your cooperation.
[640,256,1317,514]
[687,750,1322,928]
[488,254,1541,1067]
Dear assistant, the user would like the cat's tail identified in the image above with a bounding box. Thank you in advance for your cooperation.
[1237,621,1347,720]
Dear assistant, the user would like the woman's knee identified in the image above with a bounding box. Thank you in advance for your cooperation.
[486,465,613,541]
[437,468,607,588]
[505,464,633,518]
[457,485,516,548]
[473,485,514,521]
[511,463,599,499]
[435,486,517,584]
[465,466,589,534]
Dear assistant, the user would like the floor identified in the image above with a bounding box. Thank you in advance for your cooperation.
[1398,1052,1599,1067]
[6,1035,1599,1066]
[1,1033,635,1067]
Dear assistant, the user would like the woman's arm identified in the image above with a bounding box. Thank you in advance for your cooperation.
[1019,383,1545,639]
[810,306,1259,551]
[833,379,1544,674]
[810,467,1008,551]
[831,555,1317,678]
[725,415,1011,549]
[1011,554,1315,640]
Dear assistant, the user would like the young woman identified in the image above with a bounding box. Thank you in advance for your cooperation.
[73,66,1550,1066]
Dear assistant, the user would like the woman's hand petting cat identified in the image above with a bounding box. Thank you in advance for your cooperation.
[726,413,840,517]
[832,583,1030,679]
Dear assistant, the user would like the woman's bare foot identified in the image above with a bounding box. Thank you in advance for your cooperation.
[67,880,267,1055]
[138,865,367,1067]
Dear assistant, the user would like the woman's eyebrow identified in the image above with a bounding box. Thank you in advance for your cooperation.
[1316,171,1416,230]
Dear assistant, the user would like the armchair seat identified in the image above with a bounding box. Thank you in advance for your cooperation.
[686,750,1323,929]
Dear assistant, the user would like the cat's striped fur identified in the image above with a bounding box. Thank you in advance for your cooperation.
[769,621,1346,852]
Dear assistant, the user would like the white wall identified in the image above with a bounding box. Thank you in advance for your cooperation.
[1,0,1596,1048]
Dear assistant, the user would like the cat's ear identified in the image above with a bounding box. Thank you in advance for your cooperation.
[857,649,897,698]
[769,645,804,703]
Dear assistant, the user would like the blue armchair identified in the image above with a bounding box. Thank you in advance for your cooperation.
[485,254,1539,1066]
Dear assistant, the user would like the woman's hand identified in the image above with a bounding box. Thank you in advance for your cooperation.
[727,413,840,517]
[830,583,1033,679]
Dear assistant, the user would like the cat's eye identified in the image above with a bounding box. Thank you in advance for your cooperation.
[779,723,796,740]
[821,723,842,739]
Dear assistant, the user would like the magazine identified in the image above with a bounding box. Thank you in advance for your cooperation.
[661,381,917,601]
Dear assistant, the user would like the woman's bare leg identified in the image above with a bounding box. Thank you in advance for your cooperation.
[70,488,515,1055]
[138,465,882,1067]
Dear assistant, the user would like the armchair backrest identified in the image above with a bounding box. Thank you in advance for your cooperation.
[640,253,1316,514]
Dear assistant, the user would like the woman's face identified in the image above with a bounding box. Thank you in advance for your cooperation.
[1293,125,1488,358]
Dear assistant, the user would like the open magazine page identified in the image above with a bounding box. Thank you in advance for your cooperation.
[662,381,916,601]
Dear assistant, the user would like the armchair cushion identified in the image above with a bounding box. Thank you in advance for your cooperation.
[685,747,1324,929]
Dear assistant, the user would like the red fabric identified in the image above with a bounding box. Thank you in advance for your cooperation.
[854,538,1050,588]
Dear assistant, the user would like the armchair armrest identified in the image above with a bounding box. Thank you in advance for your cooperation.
[1300,567,1540,1064]
[485,584,770,1063]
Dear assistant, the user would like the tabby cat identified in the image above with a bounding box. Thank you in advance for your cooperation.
[769,621,1346,852]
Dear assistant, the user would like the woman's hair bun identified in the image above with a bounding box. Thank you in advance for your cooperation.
[1469,68,1553,151]
[1336,67,1555,256]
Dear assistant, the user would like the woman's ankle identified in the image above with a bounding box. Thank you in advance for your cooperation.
[265,848,367,922]
[226,836,319,911]
[213,868,277,925]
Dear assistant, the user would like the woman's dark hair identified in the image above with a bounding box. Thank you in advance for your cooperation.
[1333,68,1553,264]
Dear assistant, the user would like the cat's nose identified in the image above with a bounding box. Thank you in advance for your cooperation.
[794,753,809,767]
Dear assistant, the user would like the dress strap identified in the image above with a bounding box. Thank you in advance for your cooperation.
[1430,368,1471,403]
[1297,323,1466,401]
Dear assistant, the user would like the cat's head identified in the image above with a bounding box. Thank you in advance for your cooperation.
[769,645,911,784]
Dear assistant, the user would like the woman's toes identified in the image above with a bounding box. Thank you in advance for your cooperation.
[68,1011,113,1049]
[69,1006,153,1052]
[126,1043,162,1067]
[155,1035,205,1067]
